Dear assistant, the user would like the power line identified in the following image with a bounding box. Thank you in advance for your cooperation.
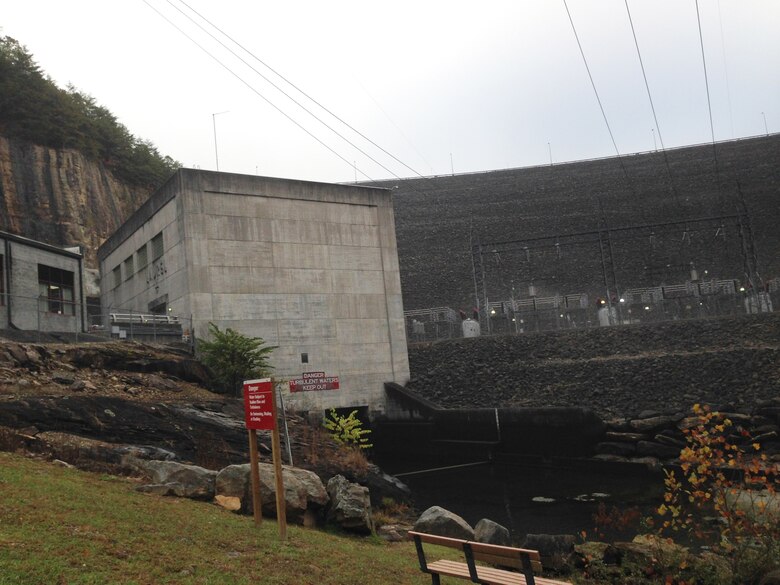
[141,0,376,180]
[562,0,641,212]
[623,0,681,206]
[164,0,409,182]
[694,0,724,195]
[172,0,428,181]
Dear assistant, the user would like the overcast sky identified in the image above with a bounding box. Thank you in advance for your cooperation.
[3,1,778,183]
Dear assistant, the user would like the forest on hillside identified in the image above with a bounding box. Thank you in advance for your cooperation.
[0,36,178,189]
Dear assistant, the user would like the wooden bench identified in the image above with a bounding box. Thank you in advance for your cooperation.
[409,531,572,585]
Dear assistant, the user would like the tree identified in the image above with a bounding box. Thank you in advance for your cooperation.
[197,323,275,395]
[0,35,180,190]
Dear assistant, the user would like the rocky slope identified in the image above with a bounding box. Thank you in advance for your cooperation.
[405,312,780,420]
[0,340,407,504]
[0,135,151,265]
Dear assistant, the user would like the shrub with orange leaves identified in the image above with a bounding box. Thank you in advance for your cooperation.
[652,404,780,584]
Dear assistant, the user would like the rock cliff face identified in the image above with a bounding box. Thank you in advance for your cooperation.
[0,135,152,265]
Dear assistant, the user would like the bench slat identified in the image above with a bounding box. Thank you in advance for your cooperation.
[408,531,468,549]
[409,531,572,585]
[471,551,543,574]
[468,542,541,561]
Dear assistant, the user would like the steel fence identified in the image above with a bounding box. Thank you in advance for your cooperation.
[0,292,193,348]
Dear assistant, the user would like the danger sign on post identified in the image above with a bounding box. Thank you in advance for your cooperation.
[289,371,340,393]
[243,378,275,430]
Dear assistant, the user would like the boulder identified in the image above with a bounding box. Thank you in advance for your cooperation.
[136,482,187,497]
[214,463,328,523]
[523,534,576,568]
[413,506,474,540]
[136,460,217,500]
[474,518,511,546]
[6,344,29,365]
[573,541,620,566]
[326,474,373,534]
[51,370,76,385]
[630,415,682,433]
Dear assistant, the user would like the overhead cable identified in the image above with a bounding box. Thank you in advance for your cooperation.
[694,0,724,195]
[142,0,376,180]
[562,0,639,207]
[623,0,681,206]
[165,0,410,182]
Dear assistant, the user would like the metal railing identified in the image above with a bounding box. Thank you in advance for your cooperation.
[405,281,776,342]
[0,292,193,347]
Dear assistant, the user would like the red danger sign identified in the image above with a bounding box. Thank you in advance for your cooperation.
[289,372,340,393]
[243,378,275,430]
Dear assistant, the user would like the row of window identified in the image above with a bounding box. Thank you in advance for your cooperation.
[112,232,163,289]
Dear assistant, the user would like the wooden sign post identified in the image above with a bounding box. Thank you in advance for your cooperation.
[242,378,287,540]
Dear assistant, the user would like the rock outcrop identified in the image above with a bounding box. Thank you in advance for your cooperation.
[0,135,152,265]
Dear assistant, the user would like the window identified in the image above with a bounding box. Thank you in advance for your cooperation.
[38,264,75,315]
[112,265,122,289]
[136,244,148,272]
[123,256,134,281]
[151,232,164,261]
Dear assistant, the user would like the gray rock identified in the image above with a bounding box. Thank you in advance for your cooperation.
[653,433,685,448]
[69,380,87,391]
[52,371,76,385]
[136,460,217,500]
[326,474,373,534]
[377,523,412,542]
[413,505,474,540]
[523,534,576,569]
[136,482,187,497]
[630,415,682,433]
[474,518,511,546]
[604,431,646,442]
[215,463,328,522]
[6,344,28,364]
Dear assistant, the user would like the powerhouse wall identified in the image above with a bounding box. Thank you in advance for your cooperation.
[98,169,409,416]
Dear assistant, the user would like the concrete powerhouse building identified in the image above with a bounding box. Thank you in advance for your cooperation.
[1,230,85,333]
[98,169,409,416]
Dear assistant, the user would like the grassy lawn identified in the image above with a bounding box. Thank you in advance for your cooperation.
[0,452,427,585]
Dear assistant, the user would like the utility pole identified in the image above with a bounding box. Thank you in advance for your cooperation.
[762,112,769,136]
[212,111,229,171]
[547,142,553,166]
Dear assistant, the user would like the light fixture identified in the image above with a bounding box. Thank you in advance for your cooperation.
[619,298,625,303]
[490,308,496,315]
[644,306,651,311]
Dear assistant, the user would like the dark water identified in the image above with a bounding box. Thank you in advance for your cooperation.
[387,460,664,542]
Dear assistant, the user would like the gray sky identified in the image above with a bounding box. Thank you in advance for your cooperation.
[3,1,778,183]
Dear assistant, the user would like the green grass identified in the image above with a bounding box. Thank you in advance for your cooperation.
[0,452,426,585]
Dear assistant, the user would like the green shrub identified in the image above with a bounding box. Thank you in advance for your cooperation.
[323,409,372,449]
[197,323,275,395]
